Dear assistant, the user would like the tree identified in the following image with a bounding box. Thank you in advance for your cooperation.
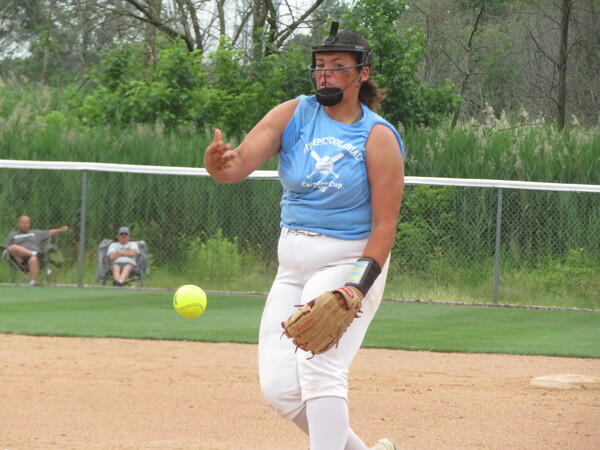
[81,40,207,127]
[399,0,599,127]
[527,0,573,129]
[556,0,572,130]
[450,1,485,128]
[342,0,459,126]
[0,0,144,85]
[109,0,328,59]
[0,0,36,60]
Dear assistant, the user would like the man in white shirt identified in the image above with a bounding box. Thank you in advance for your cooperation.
[107,227,139,286]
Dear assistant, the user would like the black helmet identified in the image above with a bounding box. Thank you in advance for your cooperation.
[310,21,373,70]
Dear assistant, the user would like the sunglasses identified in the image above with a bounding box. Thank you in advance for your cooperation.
[119,232,129,236]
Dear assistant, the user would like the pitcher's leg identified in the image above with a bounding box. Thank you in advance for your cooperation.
[258,279,305,419]
[258,233,308,419]
[293,404,369,450]
[306,397,349,450]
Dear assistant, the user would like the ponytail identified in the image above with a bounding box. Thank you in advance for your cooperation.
[359,78,386,112]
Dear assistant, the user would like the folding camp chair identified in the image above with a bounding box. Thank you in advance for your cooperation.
[96,239,150,286]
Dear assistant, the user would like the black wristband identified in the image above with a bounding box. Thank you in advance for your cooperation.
[345,257,382,296]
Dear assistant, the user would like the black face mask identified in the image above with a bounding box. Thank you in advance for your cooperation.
[316,87,344,106]
[314,71,363,107]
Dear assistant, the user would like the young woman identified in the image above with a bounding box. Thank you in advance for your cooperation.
[204,22,404,450]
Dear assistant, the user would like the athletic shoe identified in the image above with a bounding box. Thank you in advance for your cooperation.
[370,438,397,450]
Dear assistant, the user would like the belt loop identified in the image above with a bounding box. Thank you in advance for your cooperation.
[281,227,289,236]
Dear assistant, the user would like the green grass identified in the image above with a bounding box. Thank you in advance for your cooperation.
[369,302,599,357]
[1,286,598,358]
[0,286,263,343]
[385,262,600,310]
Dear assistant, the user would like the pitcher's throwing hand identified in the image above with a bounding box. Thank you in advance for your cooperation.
[204,129,236,172]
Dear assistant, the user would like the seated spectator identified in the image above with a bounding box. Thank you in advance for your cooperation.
[107,227,139,286]
[5,215,69,285]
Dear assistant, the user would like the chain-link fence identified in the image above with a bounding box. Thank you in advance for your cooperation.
[1,161,599,309]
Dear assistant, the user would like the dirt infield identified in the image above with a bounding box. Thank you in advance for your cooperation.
[1,333,599,449]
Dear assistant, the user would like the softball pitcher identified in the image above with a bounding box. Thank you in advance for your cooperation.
[204,21,405,450]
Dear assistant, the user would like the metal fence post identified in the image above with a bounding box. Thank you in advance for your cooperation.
[77,170,88,287]
[492,188,503,305]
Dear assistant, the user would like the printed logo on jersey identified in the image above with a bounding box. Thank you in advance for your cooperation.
[304,136,362,160]
[301,136,362,192]
[307,151,344,179]
[302,150,344,192]
[13,233,35,241]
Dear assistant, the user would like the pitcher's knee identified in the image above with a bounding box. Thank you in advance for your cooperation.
[260,379,303,420]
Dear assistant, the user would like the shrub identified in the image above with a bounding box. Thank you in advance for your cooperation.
[185,230,257,286]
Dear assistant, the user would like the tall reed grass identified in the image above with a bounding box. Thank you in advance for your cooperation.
[402,110,600,184]
[1,83,598,181]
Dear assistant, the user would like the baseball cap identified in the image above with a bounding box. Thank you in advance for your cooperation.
[118,226,130,234]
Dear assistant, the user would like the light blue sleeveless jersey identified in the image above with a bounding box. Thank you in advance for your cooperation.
[279,95,404,239]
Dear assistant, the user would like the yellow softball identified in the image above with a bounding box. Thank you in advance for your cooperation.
[173,285,207,318]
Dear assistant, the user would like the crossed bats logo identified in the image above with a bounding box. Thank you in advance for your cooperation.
[306,150,345,179]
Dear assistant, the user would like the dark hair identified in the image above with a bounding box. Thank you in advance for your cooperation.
[317,28,385,112]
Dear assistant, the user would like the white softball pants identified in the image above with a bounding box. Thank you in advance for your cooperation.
[258,227,389,420]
